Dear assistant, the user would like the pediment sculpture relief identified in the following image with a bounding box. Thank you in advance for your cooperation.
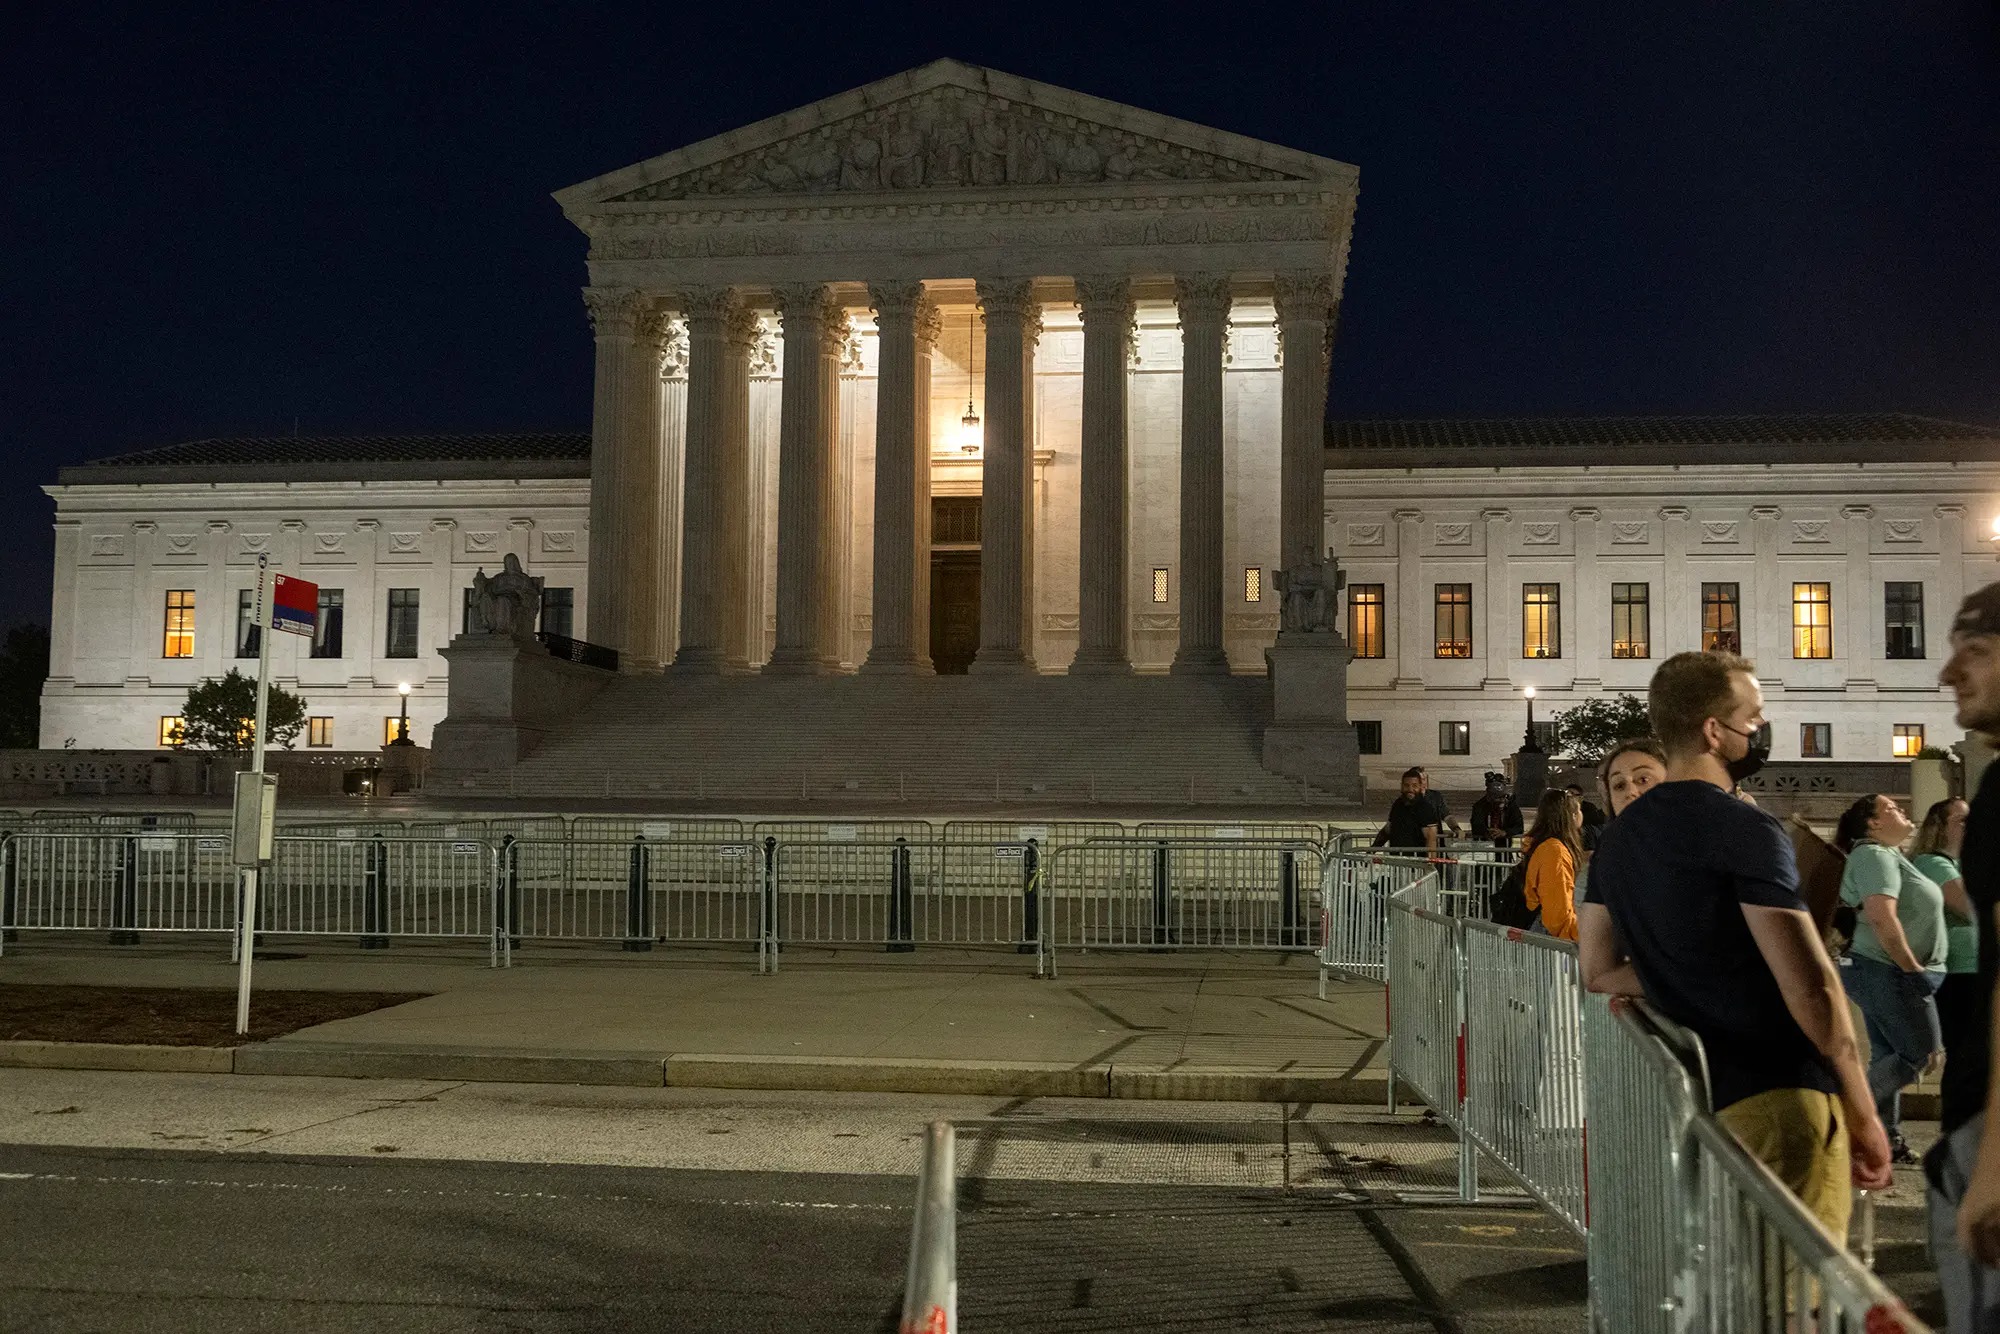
[612,87,1298,203]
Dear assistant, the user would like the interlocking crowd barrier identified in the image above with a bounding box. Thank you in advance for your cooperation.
[1384,897,1932,1331]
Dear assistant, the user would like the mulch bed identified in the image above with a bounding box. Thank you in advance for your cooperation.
[0,984,429,1047]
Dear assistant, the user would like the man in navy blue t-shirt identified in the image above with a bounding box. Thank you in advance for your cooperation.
[1581,650,1891,1242]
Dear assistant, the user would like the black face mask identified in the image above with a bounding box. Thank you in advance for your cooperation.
[1719,722,1769,784]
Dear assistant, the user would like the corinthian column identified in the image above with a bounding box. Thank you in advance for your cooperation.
[673,289,739,672]
[582,287,648,658]
[1274,273,1337,570]
[718,305,761,668]
[1171,274,1231,675]
[765,285,843,675]
[1071,275,1135,674]
[620,306,670,670]
[861,283,936,673]
[970,279,1041,674]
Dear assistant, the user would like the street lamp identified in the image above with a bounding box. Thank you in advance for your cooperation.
[391,681,413,746]
[1522,685,1542,753]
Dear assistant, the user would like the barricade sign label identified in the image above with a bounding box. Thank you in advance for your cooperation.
[641,821,674,839]
[138,836,177,853]
[827,824,858,842]
[197,838,227,853]
[450,842,480,856]
[717,844,751,861]
[336,827,359,840]
[1017,824,1049,841]
[994,844,1025,861]
[1216,826,1245,839]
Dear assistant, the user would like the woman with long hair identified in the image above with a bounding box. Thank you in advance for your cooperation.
[1835,792,1948,1163]
[1523,788,1584,941]
[1912,797,1977,1069]
[1599,737,1667,818]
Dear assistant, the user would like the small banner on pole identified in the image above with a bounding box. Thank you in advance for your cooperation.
[271,574,319,637]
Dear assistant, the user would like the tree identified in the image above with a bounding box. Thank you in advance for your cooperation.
[0,624,49,749]
[1552,693,1651,766]
[178,669,307,752]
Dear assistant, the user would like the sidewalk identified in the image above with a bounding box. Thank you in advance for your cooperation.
[0,942,1388,1102]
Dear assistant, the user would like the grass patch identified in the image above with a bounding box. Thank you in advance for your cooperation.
[0,984,429,1046]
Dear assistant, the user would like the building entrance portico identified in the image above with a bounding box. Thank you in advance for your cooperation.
[556,59,1358,686]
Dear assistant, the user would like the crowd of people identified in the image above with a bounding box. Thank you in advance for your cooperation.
[1370,582,2000,1328]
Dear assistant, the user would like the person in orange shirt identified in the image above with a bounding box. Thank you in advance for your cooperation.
[1523,788,1584,941]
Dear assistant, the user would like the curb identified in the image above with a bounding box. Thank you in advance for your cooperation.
[0,1038,1392,1104]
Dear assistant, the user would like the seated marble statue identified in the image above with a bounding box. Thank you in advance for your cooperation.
[1275,548,1343,635]
[470,553,545,642]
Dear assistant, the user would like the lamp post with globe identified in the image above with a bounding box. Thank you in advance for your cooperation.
[1516,684,1550,808]
[391,682,414,747]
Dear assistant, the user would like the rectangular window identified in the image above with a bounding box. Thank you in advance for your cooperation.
[158,716,185,748]
[162,590,195,658]
[1885,582,1925,660]
[1522,583,1561,659]
[1800,723,1832,759]
[307,716,334,748]
[1611,583,1650,659]
[312,589,344,659]
[385,716,409,746]
[385,589,420,658]
[1151,567,1170,604]
[1702,583,1741,654]
[235,588,261,659]
[1892,724,1926,759]
[540,587,574,639]
[1792,582,1833,659]
[1439,721,1471,756]
[1434,584,1473,659]
[1355,720,1382,755]
[1348,584,1385,659]
[1243,567,1262,604]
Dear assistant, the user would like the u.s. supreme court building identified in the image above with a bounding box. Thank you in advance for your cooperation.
[39,61,2000,794]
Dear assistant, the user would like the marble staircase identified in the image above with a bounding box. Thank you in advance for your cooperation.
[439,672,1342,810]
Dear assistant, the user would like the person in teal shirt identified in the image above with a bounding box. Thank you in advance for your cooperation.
[1912,796,1979,1082]
[1836,793,1948,1162]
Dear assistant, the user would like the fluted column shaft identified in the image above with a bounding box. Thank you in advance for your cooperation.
[1071,276,1135,674]
[862,284,937,673]
[1171,274,1231,675]
[1275,274,1337,570]
[970,280,1040,674]
[582,288,648,658]
[621,310,669,669]
[673,291,738,671]
[766,285,843,674]
[657,329,688,658]
[718,307,760,668]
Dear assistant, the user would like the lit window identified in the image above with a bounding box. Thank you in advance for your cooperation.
[1800,723,1831,759]
[1348,584,1385,659]
[1355,721,1382,755]
[159,717,185,748]
[1434,585,1473,659]
[162,590,195,658]
[1892,724,1925,759]
[1151,568,1170,604]
[1702,583,1741,654]
[1522,584,1561,659]
[308,717,334,748]
[1611,583,1650,659]
[1439,721,1471,756]
[385,716,408,746]
[1793,582,1833,659]
[1885,582,1925,660]
[1243,567,1262,604]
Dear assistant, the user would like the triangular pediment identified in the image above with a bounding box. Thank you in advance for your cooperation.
[557,59,1355,211]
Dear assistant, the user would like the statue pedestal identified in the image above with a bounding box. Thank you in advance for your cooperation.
[430,633,615,777]
[1261,631,1364,802]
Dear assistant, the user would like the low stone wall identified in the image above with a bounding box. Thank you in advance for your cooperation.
[0,748,427,799]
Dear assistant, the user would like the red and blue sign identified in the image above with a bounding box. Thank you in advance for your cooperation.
[270,574,319,637]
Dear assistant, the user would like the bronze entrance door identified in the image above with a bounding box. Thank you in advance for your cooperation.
[929,552,980,674]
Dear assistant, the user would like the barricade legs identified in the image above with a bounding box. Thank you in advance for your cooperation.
[109,836,138,946]
[886,838,914,953]
[1018,839,1040,957]
[359,837,390,949]
[624,836,653,952]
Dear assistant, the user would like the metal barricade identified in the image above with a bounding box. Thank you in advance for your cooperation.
[939,819,1120,948]
[1035,836,1325,977]
[900,1121,957,1334]
[1381,875,1480,1199]
[260,836,499,963]
[1460,920,1586,1236]
[0,831,237,951]
[769,836,943,960]
[501,834,765,966]
[1318,851,1433,989]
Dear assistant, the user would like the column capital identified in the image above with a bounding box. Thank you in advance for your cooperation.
[205,519,232,534]
[1841,504,1874,520]
[1750,505,1784,520]
[976,278,1043,344]
[914,296,943,350]
[774,284,844,342]
[1658,506,1690,521]
[1938,503,1968,519]
[723,305,763,351]
[866,281,929,323]
[1173,273,1233,325]
[582,287,648,338]
[280,519,307,532]
[682,286,744,331]
[656,314,689,379]
[1481,507,1511,523]
[1392,508,1423,523]
[506,517,535,531]
[1073,274,1136,326]
[1272,271,1337,322]
[1568,507,1601,522]
[353,518,380,532]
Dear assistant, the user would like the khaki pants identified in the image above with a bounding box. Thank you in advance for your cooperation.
[1716,1086,1853,1243]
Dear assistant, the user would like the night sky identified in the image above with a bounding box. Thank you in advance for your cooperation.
[5,4,1997,632]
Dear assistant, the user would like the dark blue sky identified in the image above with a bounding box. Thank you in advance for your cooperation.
[4,3,1997,630]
